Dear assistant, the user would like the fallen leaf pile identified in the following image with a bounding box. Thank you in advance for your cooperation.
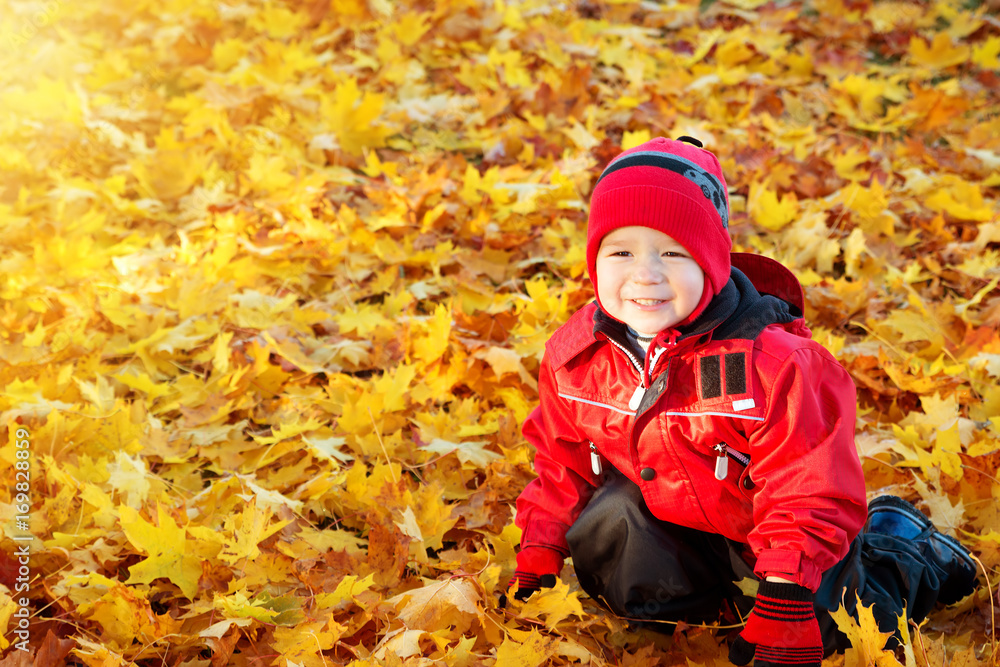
[0,0,998,664]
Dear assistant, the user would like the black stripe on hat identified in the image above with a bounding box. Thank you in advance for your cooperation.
[595,151,729,228]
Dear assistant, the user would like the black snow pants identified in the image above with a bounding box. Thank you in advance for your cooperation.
[566,468,971,656]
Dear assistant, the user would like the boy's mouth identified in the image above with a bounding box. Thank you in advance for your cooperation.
[630,298,666,306]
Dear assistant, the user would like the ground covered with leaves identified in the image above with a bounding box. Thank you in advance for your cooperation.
[0,0,998,664]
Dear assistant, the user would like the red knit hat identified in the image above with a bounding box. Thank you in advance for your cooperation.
[586,136,733,323]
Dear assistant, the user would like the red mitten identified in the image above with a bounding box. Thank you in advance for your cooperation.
[728,581,823,667]
[506,545,564,601]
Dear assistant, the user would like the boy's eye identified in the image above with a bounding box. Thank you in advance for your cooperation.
[610,250,632,257]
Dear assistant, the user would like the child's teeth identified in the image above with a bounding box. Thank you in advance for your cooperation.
[633,299,663,305]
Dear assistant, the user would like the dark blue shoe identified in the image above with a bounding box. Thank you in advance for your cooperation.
[864,495,977,604]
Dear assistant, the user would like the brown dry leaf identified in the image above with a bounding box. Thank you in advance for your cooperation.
[385,577,481,634]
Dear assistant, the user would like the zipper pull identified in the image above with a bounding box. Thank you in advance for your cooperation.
[629,385,646,411]
[589,442,603,475]
[713,443,729,481]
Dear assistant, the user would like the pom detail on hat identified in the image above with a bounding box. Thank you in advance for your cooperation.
[586,137,733,308]
[676,135,703,148]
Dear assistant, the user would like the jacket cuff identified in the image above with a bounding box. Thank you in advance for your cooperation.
[516,545,566,577]
[520,519,571,555]
[754,549,823,592]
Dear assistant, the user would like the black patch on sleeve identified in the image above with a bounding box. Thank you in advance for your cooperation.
[725,353,747,395]
[700,355,722,399]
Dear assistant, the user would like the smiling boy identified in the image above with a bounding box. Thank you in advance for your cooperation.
[509,137,977,666]
[596,226,706,336]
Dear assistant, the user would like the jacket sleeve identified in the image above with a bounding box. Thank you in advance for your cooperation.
[744,344,868,592]
[515,353,601,555]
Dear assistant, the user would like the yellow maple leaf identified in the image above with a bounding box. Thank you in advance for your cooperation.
[114,369,172,402]
[909,32,971,69]
[829,595,903,666]
[122,317,217,355]
[622,129,651,150]
[213,590,281,623]
[373,363,418,413]
[397,486,462,552]
[412,303,452,364]
[866,2,928,33]
[22,320,45,347]
[422,438,502,469]
[245,154,296,194]
[131,148,207,202]
[247,4,307,39]
[877,307,948,356]
[303,434,354,464]
[73,374,116,412]
[749,182,799,231]
[253,417,325,446]
[2,76,83,123]
[722,0,770,8]
[211,38,247,70]
[973,36,1000,70]
[0,595,15,651]
[716,38,757,68]
[519,578,586,630]
[120,504,202,599]
[321,77,392,156]
[832,146,871,181]
[334,303,389,337]
[923,175,995,221]
[912,469,967,534]
[836,179,895,236]
[901,393,961,432]
[562,119,601,151]
[315,574,376,610]
[373,628,427,661]
[394,506,424,541]
[489,47,532,89]
[271,618,345,667]
[81,484,119,530]
[107,451,152,509]
[218,500,291,565]
[81,583,156,649]
[390,11,432,47]
[494,629,558,667]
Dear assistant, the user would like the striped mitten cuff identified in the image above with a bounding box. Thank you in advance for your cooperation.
[728,581,823,667]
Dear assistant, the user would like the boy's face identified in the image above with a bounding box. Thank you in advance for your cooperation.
[595,226,705,335]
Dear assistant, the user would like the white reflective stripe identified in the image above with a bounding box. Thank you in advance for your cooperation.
[663,410,765,422]
[732,398,756,412]
[558,393,634,416]
[558,394,764,421]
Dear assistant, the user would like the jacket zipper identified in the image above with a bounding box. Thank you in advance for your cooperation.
[589,441,602,475]
[605,336,643,376]
[713,442,750,480]
[604,336,647,410]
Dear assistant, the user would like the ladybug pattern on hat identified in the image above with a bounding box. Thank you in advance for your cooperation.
[595,151,729,229]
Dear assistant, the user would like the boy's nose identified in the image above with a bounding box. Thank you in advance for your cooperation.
[631,261,664,284]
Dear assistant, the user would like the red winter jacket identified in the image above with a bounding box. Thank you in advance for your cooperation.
[515,254,867,592]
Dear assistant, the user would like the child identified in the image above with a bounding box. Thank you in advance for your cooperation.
[510,137,977,666]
